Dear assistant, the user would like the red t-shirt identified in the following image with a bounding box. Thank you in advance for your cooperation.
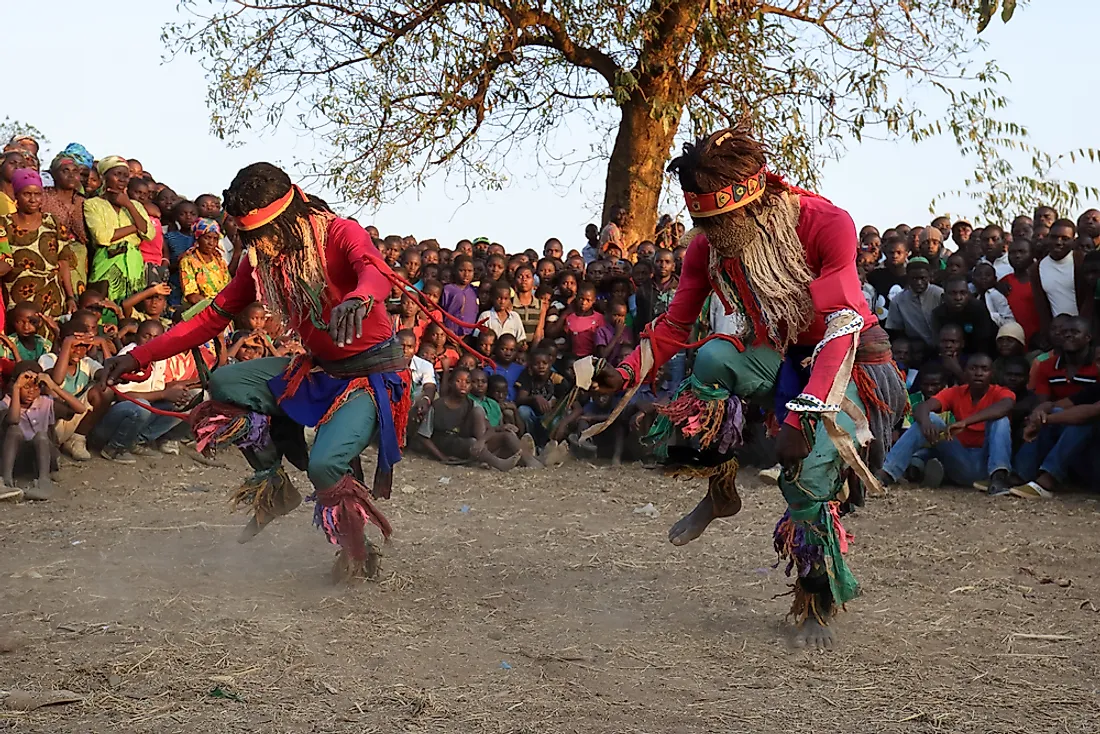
[1029,354,1100,401]
[932,384,1014,448]
[565,311,606,357]
[1000,273,1039,345]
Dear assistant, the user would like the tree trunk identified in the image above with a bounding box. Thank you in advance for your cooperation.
[602,93,681,250]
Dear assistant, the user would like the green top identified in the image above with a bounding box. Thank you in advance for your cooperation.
[469,394,502,427]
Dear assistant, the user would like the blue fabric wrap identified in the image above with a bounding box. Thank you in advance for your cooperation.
[266,369,406,475]
[774,346,813,424]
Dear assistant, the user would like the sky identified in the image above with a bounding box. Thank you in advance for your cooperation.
[4,0,1098,250]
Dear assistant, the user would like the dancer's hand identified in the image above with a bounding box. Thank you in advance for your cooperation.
[99,353,140,387]
[329,297,368,347]
[775,423,810,465]
[592,363,624,394]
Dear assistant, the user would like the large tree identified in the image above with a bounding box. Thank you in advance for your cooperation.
[169,0,1091,243]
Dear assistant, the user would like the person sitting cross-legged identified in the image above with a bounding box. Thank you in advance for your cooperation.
[876,353,1015,496]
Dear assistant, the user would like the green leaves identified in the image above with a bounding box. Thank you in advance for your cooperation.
[977,0,1019,33]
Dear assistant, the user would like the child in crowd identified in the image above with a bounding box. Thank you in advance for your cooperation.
[165,200,198,305]
[94,320,192,462]
[971,262,1015,327]
[488,374,521,434]
[423,323,459,372]
[399,329,437,423]
[2,303,51,362]
[468,368,502,428]
[1,361,85,499]
[421,279,443,306]
[393,294,427,346]
[559,282,604,359]
[227,331,269,362]
[514,348,569,448]
[417,368,537,471]
[477,284,526,342]
[474,330,497,361]
[595,299,634,364]
[40,320,110,461]
[122,282,173,327]
[441,256,479,337]
[487,334,524,400]
[991,322,1027,384]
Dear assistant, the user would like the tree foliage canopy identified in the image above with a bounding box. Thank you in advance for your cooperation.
[168,0,1093,233]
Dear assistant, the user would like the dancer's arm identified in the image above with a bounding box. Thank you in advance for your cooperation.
[615,232,712,386]
[125,259,258,370]
[786,206,869,428]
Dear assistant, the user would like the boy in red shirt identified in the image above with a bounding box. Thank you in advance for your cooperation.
[877,353,1015,495]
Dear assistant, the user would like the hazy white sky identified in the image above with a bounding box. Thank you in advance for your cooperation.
[4,0,1097,249]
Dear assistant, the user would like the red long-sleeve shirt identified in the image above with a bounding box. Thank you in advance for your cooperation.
[130,217,394,368]
[618,196,875,428]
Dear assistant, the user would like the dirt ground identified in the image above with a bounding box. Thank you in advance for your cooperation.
[1,448,1099,734]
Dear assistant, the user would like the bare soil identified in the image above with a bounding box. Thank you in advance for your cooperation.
[1,450,1099,733]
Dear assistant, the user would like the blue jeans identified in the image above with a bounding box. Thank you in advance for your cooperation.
[92,400,185,451]
[882,414,1011,486]
[517,405,549,448]
[1014,418,1097,483]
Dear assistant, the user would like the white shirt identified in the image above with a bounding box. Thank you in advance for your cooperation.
[409,355,436,399]
[708,293,746,337]
[1039,254,1078,317]
[982,290,1016,328]
[115,343,167,394]
[476,309,526,342]
[985,253,1012,281]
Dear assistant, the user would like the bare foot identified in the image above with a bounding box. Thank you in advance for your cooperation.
[23,478,57,502]
[793,619,836,650]
[668,494,718,546]
[519,435,543,468]
[539,440,570,467]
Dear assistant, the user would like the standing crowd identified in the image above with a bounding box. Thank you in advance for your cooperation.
[0,132,1097,502]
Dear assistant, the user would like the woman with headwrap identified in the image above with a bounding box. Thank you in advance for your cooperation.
[100,162,436,583]
[0,150,32,217]
[0,169,76,318]
[82,156,153,302]
[593,125,907,649]
[43,153,89,310]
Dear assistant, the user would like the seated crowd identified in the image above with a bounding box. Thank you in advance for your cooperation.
[0,133,1097,503]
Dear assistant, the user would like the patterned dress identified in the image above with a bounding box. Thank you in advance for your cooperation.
[41,188,88,299]
[0,212,75,317]
[179,247,230,301]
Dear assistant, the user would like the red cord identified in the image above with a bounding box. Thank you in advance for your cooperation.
[108,385,192,420]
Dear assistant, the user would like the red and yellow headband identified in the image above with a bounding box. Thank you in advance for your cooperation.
[237,185,305,231]
[683,167,767,218]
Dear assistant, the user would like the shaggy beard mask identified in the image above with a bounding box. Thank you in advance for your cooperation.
[699,191,815,347]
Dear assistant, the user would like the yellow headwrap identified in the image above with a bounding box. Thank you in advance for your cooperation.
[96,155,129,178]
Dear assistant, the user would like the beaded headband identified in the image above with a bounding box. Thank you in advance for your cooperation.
[683,167,767,218]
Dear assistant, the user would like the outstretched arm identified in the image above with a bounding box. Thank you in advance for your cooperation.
[126,259,258,369]
[616,232,712,386]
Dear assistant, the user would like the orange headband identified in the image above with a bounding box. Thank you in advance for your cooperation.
[236,185,303,231]
[683,167,767,218]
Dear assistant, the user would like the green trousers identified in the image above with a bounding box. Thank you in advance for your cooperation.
[208,357,378,490]
[689,340,863,604]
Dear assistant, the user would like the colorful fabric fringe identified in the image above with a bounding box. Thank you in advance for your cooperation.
[773,502,856,608]
[189,401,270,456]
[230,465,289,518]
[311,474,393,561]
[648,375,745,456]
